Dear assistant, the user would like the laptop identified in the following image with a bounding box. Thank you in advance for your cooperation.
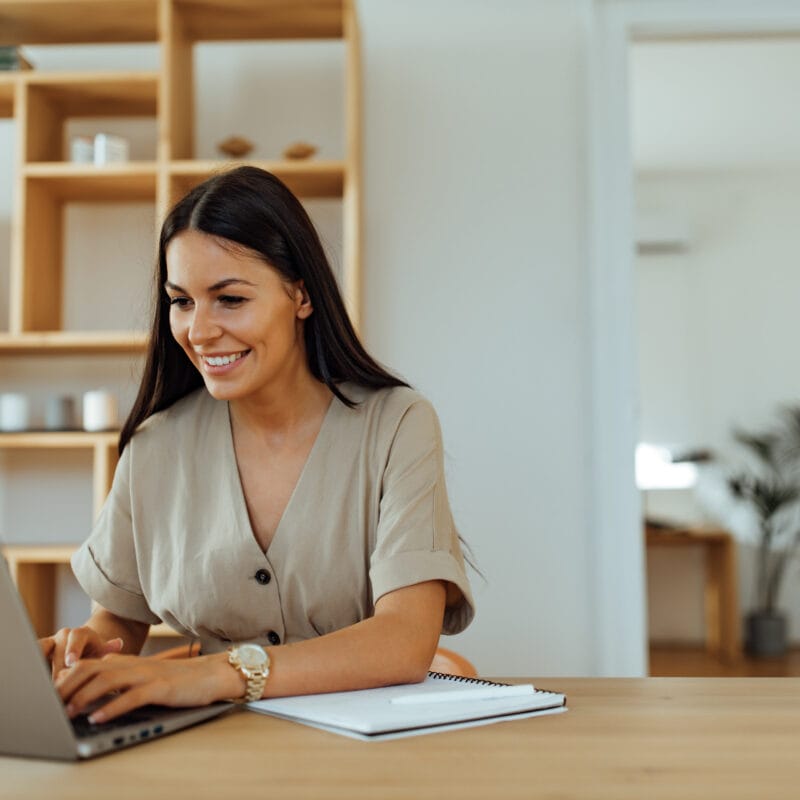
[0,557,232,760]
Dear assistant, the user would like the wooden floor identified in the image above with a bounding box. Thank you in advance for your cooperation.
[649,645,800,677]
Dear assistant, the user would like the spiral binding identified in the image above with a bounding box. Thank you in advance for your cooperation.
[427,671,509,687]
[427,671,557,697]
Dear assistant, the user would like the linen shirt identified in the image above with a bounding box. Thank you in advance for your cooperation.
[72,384,475,655]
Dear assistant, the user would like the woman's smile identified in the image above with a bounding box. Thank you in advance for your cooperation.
[198,349,252,374]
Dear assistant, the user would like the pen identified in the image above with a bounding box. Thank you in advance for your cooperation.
[390,684,536,705]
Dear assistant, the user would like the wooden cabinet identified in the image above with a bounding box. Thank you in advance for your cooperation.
[0,0,361,634]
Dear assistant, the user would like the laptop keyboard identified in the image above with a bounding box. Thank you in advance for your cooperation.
[71,706,158,739]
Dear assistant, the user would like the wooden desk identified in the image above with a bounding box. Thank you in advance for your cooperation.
[3,678,800,799]
[646,525,741,662]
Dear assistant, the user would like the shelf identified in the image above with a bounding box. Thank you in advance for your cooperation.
[2,543,78,563]
[169,159,345,200]
[0,1,159,45]
[23,163,158,201]
[0,331,148,354]
[173,0,344,41]
[23,71,158,117]
[0,431,118,449]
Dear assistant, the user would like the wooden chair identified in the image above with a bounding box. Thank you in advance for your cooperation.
[151,642,477,678]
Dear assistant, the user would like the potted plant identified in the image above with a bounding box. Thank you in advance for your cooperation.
[728,411,800,657]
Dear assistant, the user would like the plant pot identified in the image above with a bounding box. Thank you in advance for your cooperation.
[745,611,788,658]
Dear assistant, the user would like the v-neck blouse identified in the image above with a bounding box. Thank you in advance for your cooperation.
[72,384,475,655]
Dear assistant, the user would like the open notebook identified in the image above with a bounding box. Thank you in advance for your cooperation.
[247,672,567,741]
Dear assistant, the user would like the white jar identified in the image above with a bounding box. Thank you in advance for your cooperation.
[82,390,118,432]
[0,393,30,432]
[70,136,94,164]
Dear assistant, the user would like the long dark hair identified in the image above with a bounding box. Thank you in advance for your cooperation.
[119,166,407,454]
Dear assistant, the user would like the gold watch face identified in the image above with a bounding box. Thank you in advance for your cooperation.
[238,643,269,669]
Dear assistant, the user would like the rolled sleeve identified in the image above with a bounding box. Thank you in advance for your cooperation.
[370,400,475,635]
[71,544,161,625]
[369,549,474,634]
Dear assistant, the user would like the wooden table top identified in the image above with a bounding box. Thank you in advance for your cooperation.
[3,678,800,800]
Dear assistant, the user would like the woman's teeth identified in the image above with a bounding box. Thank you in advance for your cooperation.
[204,351,247,367]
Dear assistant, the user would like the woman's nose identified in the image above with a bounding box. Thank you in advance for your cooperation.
[187,307,221,345]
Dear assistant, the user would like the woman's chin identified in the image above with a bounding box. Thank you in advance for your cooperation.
[200,377,246,402]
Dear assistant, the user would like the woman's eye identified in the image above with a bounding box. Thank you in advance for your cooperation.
[168,296,191,308]
[219,295,247,307]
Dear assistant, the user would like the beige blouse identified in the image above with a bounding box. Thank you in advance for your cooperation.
[72,383,475,655]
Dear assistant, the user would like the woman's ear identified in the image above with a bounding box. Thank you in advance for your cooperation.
[294,281,313,319]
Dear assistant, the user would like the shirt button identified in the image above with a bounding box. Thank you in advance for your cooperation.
[255,569,271,585]
[267,630,281,646]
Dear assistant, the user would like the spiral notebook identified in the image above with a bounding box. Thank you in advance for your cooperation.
[246,673,567,741]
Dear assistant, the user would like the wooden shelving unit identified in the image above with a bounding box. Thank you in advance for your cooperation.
[0,0,361,638]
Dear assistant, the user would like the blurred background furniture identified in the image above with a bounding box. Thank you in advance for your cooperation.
[645,523,740,663]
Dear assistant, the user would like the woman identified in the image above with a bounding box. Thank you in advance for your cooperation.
[41,166,474,724]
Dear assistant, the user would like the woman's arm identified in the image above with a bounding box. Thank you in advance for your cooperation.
[54,580,447,723]
[262,579,447,695]
[40,603,150,678]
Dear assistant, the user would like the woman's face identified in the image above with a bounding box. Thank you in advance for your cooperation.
[165,229,312,403]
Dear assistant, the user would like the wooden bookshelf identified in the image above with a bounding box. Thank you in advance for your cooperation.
[0,0,361,637]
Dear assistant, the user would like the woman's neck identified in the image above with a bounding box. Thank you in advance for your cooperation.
[228,372,333,439]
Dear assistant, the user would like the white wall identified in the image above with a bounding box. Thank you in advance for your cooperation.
[0,1,607,677]
[359,0,595,675]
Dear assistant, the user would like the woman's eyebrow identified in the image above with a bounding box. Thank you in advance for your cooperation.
[164,278,258,292]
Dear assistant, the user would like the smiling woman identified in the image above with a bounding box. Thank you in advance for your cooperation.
[37,167,475,725]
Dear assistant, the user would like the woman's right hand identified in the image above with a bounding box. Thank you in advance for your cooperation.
[39,627,124,679]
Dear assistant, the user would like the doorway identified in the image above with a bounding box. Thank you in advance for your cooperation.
[588,0,800,677]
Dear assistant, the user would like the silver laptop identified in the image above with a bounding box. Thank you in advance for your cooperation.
[0,557,232,760]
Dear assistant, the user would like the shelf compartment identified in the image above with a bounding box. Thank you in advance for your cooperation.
[0,1,159,46]
[2,544,78,637]
[0,331,148,354]
[2,544,178,639]
[168,159,345,202]
[173,0,344,41]
[0,429,119,519]
[23,73,158,163]
[15,171,155,333]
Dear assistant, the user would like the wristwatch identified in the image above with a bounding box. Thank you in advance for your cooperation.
[227,643,270,702]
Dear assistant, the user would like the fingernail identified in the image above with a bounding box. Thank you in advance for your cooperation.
[88,711,105,724]
[65,653,75,667]
[66,704,75,717]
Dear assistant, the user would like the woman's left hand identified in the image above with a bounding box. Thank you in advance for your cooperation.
[54,653,237,723]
